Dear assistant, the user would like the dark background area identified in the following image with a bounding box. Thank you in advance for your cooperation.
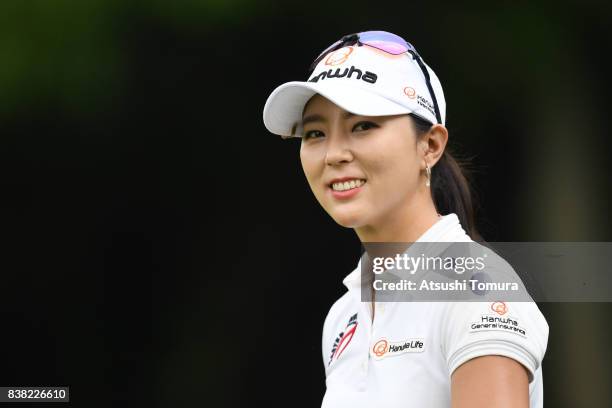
[0,1,611,407]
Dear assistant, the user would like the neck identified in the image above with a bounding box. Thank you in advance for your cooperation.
[355,195,440,243]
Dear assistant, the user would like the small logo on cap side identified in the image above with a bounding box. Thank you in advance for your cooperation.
[403,87,416,99]
[325,46,354,66]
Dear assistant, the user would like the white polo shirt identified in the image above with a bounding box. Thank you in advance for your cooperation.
[321,214,549,408]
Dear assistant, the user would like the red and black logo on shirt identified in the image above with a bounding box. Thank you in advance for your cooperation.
[328,313,358,366]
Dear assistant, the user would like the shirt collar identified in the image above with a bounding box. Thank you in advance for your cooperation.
[342,213,470,290]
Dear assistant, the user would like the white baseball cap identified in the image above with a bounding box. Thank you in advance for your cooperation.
[263,39,446,139]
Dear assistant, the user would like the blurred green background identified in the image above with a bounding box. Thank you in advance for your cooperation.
[0,0,610,406]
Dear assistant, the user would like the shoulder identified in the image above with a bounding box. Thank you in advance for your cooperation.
[322,290,355,334]
[320,289,359,368]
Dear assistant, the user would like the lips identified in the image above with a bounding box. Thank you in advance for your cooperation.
[331,179,366,192]
[327,176,367,191]
[325,177,367,200]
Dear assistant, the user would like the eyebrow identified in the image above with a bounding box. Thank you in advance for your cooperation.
[301,111,356,126]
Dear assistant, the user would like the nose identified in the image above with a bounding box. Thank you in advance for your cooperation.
[324,131,353,166]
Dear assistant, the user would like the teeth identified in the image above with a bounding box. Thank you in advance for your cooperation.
[332,179,366,191]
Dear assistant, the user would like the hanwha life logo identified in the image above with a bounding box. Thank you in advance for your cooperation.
[491,301,508,315]
[372,339,388,357]
[403,86,417,99]
[325,46,354,66]
[371,338,425,360]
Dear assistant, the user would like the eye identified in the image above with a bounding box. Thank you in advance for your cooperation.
[303,129,324,140]
[353,121,378,132]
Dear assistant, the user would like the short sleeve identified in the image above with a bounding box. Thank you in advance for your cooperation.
[441,301,549,383]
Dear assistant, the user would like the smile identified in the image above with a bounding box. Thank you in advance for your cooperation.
[331,179,366,192]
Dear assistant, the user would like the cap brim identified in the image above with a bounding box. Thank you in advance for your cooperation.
[263,81,413,137]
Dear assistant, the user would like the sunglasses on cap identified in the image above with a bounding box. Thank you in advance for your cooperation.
[309,30,442,125]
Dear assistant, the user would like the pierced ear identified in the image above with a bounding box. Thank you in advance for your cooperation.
[426,124,449,164]
[421,139,433,161]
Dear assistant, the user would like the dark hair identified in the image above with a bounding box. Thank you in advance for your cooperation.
[408,113,483,242]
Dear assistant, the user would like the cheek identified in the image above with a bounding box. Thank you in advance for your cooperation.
[299,148,322,188]
[360,147,420,205]
[365,141,418,182]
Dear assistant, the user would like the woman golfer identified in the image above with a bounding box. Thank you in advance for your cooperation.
[263,31,548,408]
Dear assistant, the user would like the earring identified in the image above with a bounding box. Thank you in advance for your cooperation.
[425,163,431,187]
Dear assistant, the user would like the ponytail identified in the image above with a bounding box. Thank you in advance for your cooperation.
[431,151,482,242]
[409,114,483,242]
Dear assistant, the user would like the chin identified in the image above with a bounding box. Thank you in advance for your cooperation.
[330,211,366,229]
